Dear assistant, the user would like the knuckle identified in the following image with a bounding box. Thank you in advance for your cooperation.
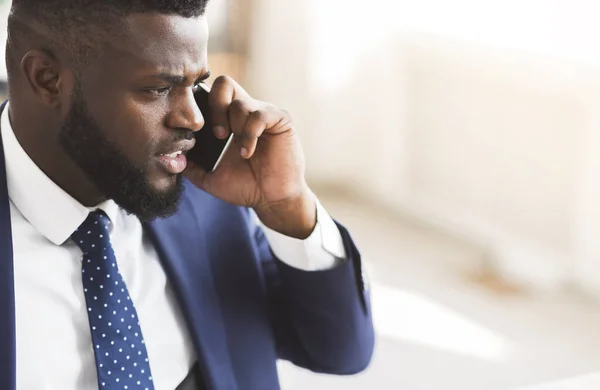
[280,109,292,120]
[230,98,248,112]
[213,75,232,87]
[265,103,291,121]
[250,109,267,124]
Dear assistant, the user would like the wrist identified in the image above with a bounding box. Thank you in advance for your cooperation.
[254,190,317,239]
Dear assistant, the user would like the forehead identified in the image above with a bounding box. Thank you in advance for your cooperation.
[90,13,209,81]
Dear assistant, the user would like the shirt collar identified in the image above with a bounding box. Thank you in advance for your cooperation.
[1,102,120,245]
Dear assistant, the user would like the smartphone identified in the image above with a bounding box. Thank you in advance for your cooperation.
[187,83,234,172]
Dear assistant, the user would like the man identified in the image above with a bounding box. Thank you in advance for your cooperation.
[0,1,374,389]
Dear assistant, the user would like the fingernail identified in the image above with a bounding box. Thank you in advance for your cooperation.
[241,147,248,158]
[214,126,228,139]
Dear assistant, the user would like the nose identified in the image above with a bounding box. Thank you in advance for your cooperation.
[166,89,205,132]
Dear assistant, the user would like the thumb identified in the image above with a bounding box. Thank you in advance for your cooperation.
[183,161,213,193]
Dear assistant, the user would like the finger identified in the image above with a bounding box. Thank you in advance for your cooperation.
[208,77,234,139]
[228,98,253,137]
[183,161,212,192]
[238,110,269,158]
[263,107,293,135]
[239,107,288,159]
[228,99,256,158]
[209,76,252,139]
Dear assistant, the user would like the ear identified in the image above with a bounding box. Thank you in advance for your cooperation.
[20,49,68,108]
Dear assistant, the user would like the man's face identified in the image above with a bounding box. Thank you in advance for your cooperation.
[59,13,210,221]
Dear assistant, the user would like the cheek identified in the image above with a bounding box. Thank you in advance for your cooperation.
[98,99,167,162]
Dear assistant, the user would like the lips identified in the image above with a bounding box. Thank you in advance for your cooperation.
[157,139,196,157]
[161,150,183,158]
[156,139,195,174]
[157,153,188,174]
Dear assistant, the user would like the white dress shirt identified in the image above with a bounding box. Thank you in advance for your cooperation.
[0,102,346,390]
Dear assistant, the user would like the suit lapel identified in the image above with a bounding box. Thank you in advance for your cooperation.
[0,101,17,390]
[144,191,236,390]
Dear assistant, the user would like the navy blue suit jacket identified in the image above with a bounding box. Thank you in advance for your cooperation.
[0,104,374,389]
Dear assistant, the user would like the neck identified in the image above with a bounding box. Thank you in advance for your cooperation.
[8,103,106,207]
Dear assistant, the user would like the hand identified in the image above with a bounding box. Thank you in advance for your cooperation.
[184,76,317,239]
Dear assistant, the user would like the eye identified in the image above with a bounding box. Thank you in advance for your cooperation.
[146,86,171,96]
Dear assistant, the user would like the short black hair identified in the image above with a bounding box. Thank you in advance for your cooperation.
[6,0,209,77]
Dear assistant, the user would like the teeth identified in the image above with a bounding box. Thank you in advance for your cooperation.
[163,151,182,158]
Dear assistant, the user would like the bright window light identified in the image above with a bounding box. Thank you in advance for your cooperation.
[371,283,512,361]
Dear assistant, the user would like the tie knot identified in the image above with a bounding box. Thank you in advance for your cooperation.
[71,211,112,254]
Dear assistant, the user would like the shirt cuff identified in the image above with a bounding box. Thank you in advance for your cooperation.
[255,196,347,271]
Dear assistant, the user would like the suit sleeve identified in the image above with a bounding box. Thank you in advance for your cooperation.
[252,211,375,375]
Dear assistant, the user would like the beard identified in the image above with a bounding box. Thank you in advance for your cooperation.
[57,83,185,222]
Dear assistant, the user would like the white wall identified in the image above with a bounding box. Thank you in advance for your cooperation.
[246,0,600,297]
[398,39,600,292]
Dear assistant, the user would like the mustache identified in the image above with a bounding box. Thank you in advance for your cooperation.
[166,129,194,142]
[153,129,194,150]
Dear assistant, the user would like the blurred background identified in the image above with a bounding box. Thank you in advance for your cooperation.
[3,0,600,389]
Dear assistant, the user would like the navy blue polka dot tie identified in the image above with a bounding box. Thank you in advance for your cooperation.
[72,211,155,390]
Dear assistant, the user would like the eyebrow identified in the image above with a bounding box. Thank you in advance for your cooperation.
[151,70,212,85]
